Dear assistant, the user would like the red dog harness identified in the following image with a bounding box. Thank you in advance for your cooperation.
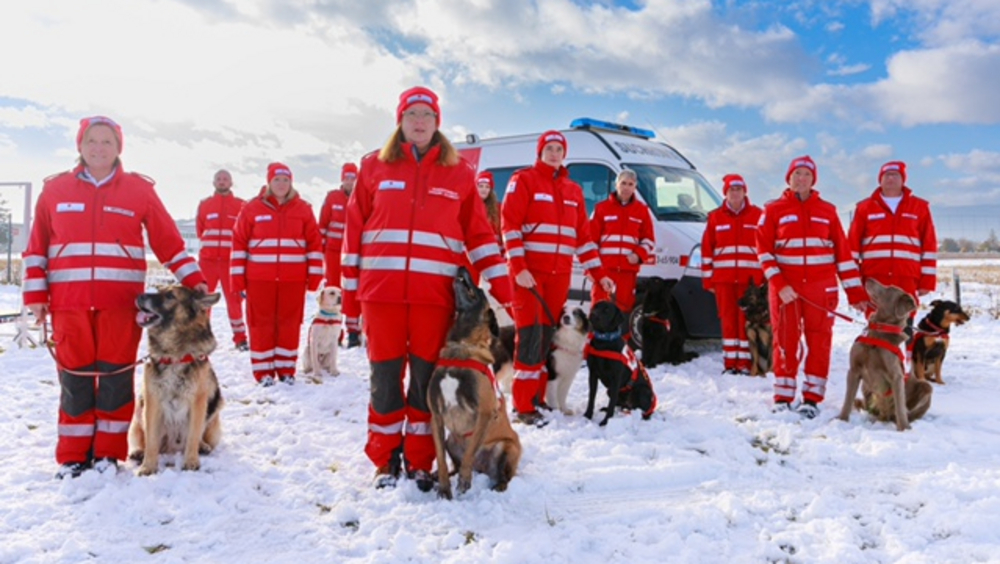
[435,357,501,398]
[913,319,948,342]
[583,341,658,417]
[854,321,906,396]
[155,353,208,366]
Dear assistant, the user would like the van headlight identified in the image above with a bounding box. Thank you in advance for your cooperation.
[686,244,703,270]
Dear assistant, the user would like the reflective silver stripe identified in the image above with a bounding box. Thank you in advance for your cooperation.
[560,226,577,238]
[578,241,598,254]
[716,245,755,256]
[764,267,780,279]
[247,255,307,263]
[319,228,328,236]
[860,250,919,262]
[600,248,632,256]
[330,222,345,229]
[306,252,324,261]
[603,234,638,244]
[723,339,740,346]
[803,374,827,397]
[837,260,857,271]
[503,230,522,241]
[327,233,343,240]
[274,360,297,369]
[852,251,860,261]
[923,252,937,260]
[248,238,306,248]
[406,421,431,435]
[703,257,714,265]
[274,347,297,356]
[252,361,274,371]
[49,242,145,260]
[507,248,525,258]
[23,278,48,291]
[481,263,509,280]
[558,247,575,256]
[524,242,558,253]
[231,266,245,275]
[640,238,654,251]
[361,257,407,270]
[524,223,559,235]
[774,376,796,389]
[251,349,276,359]
[362,230,410,245]
[59,424,94,437]
[467,243,502,262]
[163,251,193,267]
[343,278,358,290]
[703,271,713,279]
[232,251,248,260]
[774,254,834,266]
[309,266,324,275]
[581,258,602,270]
[735,351,752,360]
[96,420,130,434]
[49,268,146,283]
[173,262,200,281]
[737,260,760,268]
[342,253,360,267]
[758,252,775,262]
[921,267,936,275]
[842,278,862,288]
[714,260,737,268]
[409,259,458,277]
[776,237,830,249]
[412,231,463,253]
[202,229,234,237]
[200,241,234,248]
[23,255,47,268]
[370,421,404,434]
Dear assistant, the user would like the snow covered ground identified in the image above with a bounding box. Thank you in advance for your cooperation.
[2,261,1000,563]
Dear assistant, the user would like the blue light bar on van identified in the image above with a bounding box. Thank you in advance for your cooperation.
[569,118,656,139]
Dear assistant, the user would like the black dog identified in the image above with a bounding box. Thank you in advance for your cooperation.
[737,279,772,377]
[912,299,970,385]
[640,277,697,368]
[584,301,658,426]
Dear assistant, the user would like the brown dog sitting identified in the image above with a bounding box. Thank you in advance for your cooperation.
[738,279,772,377]
[912,299,970,385]
[838,279,932,431]
[427,267,521,499]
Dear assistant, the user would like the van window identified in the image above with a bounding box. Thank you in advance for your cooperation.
[567,163,615,215]
[627,163,721,222]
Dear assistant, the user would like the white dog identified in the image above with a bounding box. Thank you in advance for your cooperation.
[546,306,590,415]
[302,286,342,378]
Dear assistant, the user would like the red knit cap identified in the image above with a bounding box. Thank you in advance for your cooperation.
[476,170,494,189]
[397,86,441,126]
[537,130,567,158]
[722,174,747,195]
[786,155,817,186]
[341,162,358,181]
[879,161,906,185]
[267,162,293,184]
[76,116,123,152]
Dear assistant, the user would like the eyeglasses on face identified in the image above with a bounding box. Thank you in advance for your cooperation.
[403,109,437,121]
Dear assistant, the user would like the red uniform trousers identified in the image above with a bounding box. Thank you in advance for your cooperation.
[362,302,451,473]
[770,279,838,404]
[246,280,307,381]
[714,281,752,371]
[324,248,343,288]
[590,270,638,314]
[512,271,571,414]
[200,257,246,346]
[52,309,143,464]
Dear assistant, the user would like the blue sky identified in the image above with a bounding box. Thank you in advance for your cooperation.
[0,0,998,227]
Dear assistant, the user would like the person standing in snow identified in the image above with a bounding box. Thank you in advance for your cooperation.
[196,169,249,351]
[464,170,504,285]
[317,162,362,347]
[701,174,763,375]
[22,116,207,479]
[755,156,866,419]
[231,163,323,387]
[341,86,514,491]
[501,130,613,426]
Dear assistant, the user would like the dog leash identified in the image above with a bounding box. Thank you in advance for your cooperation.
[43,321,149,377]
[528,286,557,326]
[795,294,864,325]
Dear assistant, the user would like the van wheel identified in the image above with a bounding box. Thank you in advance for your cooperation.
[628,305,644,348]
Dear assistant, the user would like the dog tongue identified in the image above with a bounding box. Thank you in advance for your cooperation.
[136,311,155,325]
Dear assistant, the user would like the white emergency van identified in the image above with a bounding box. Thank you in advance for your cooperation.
[456,118,723,340]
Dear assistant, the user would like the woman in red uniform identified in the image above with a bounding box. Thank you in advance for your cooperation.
[502,130,613,426]
[23,116,206,478]
[231,163,323,386]
[318,162,362,347]
[756,156,866,418]
[701,174,763,375]
[342,86,513,490]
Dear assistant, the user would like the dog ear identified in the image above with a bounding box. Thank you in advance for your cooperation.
[895,293,917,319]
[197,292,222,309]
[487,308,500,337]
[930,299,942,308]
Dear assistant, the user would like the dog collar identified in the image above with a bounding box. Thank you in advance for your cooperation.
[155,353,208,365]
[314,310,342,325]
[313,318,341,326]
[867,322,904,335]
[915,319,948,339]
[436,357,499,393]
[644,316,671,331]
[590,329,623,341]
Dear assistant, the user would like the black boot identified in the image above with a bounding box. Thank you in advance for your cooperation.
[347,331,361,349]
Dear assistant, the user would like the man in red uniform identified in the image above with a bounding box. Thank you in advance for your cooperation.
[701,174,763,375]
[23,116,205,478]
[196,169,248,350]
[848,161,937,369]
[590,168,655,319]
[756,156,866,418]
[502,130,613,426]
[318,162,362,347]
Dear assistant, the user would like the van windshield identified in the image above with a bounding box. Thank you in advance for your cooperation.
[626,164,722,222]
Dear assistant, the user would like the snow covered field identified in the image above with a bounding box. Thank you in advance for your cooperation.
[1,260,999,563]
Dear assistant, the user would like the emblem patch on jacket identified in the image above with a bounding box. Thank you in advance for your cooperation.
[778,214,798,225]
[207,212,220,220]
[379,180,405,190]
[255,215,273,222]
[534,193,554,202]
[56,203,85,213]
[902,213,918,220]
[716,224,731,231]
[428,187,459,200]
[104,206,136,218]
[811,217,830,225]
[506,179,517,194]
[867,213,885,220]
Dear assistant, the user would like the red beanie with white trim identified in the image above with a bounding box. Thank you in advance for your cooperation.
[76,116,123,152]
[476,170,494,189]
[396,86,441,126]
[341,163,358,182]
[537,130,567,158]
[879,161,906,185]
[722,174,747,195]
[267,162,293,184]
[786,155,817,186]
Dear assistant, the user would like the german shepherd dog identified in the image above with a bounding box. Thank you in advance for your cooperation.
[640,277,697,368]
[838,279,932,431]
[912,299,970,385]
[129,286,224,475]
[302,285,342,378]
[427,267,522,499]
[738,279,772,377]
[584,300,658,426]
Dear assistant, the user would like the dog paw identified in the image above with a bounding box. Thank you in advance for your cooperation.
[137,464,157,476]
[561,409,574,416]
[457,477,472,494]
[128,450,144,462]
[198,443,214,455]
[437,487,453,500]
[182,460,201,471]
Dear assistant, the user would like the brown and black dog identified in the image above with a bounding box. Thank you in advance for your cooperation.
[738,279,772,377]
[838,279,932,431]
[912,299,970,385]
[427,267,521,499]
[129,285,224,475]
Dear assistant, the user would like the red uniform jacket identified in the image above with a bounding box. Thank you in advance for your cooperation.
[342,145,513,317]
[230,190,323,293]
[756,189,865,303]
[848,187,937,294]
[501,161,603,279]
[196,192,245,261]
[590,193,655,274]
[318,188,349,257]
[23,165,204,310]
[701,200,764,289]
